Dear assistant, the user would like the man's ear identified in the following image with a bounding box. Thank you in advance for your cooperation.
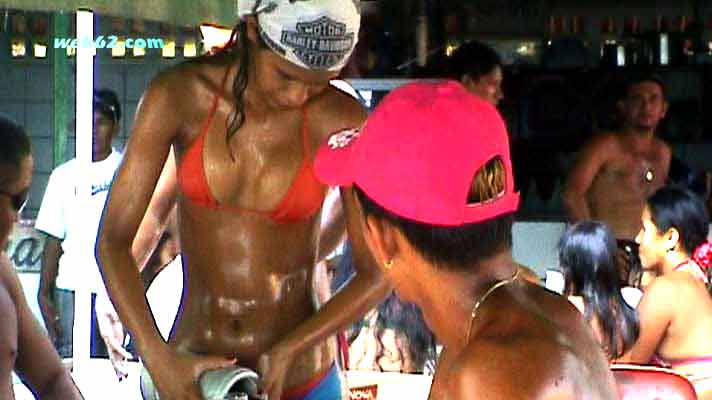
[661,100,669,119]
[364,215,400,268]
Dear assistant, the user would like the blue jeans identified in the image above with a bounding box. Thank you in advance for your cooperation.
[54,289,108,358]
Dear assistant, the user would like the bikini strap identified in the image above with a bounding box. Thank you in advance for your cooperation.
[300,105,311,158]
[200,65,233,138]
[673,260,690,272]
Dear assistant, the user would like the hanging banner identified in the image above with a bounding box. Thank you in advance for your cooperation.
[6,220,44,273]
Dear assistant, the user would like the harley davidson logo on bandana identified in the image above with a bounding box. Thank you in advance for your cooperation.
[280,16,355,69]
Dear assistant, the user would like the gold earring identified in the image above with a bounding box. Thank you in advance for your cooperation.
[384,259,394,270]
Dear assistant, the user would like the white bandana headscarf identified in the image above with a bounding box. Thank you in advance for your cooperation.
[237,0,361,71]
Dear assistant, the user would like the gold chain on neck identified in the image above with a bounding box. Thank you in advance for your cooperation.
[465,268,520,343]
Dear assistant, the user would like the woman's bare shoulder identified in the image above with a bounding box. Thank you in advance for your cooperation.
[646,274,681,294]
[310,86,367,142]
[133,60,235,139]
[145,59,232,104]
[639,275,679,313]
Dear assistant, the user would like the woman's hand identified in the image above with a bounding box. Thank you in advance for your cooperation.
[149,347,237,400]
[257,343,295,400]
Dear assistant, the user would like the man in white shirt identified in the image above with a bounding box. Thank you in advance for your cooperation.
[36,89,123,358]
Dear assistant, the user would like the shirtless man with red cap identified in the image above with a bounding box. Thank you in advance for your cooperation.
[314,81,618,399]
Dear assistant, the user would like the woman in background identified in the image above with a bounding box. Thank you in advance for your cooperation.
[624,186,712,399]
[559,221,640,361]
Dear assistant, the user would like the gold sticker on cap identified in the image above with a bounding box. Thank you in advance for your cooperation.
[328,128,360,149]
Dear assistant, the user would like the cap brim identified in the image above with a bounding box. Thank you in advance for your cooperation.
[314,130,361,187]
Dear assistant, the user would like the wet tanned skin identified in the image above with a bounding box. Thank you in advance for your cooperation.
[420,271,618,400]
[98,21,387,400]
[445,280,618,399]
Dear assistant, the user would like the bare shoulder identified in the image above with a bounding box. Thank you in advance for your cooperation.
[448,335,566,399]
[0,254,21,303]
[132,59,231,143]
[0,254,14,289]
[450,332,614,400]
[653,137,672,158]
[644,274,677,297]
[639,275,678,312]
[585,131,623,152]
[146,62,197,94]
[0,256,16,321]
[139,59,224,113]
[572,132,622,167]
[309,86,367,143]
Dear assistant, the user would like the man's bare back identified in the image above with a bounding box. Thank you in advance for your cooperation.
[0,270,18,399]
[0,253,83,399]
[429,281,618,400]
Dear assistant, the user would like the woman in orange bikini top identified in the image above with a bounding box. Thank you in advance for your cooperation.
[96,2,390,400]
[177,63,325,224]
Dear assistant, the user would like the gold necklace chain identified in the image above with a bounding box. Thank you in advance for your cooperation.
[465,269,520,343]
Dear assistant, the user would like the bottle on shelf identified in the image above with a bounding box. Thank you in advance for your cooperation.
[622,16,644,66]
[547,15,564,47]
[653,15,671,66]
[570,15,590,46]
[600,16,621,67]
[676,15,699,65]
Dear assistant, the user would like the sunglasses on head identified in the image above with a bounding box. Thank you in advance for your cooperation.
[0,189,28,214]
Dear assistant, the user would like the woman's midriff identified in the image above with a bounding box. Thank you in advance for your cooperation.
[170,200,335,389]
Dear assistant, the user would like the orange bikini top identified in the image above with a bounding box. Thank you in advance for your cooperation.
[177,68,326,224]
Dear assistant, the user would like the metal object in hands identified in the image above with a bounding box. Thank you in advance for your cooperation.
[200,366,261,400]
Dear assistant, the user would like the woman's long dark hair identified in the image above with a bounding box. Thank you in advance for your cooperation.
[198,21,255,157]
[648,185,712,292]
[559,221,639,359]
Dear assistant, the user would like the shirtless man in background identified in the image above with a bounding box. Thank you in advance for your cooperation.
[0,116,82,399]
[563,74,672,285]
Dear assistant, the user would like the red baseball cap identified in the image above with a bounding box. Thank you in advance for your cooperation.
[314,80,520,226]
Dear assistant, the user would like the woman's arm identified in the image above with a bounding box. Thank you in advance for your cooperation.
[258,91,391,399]
[97,149,178,375]
[131,149,178,271]
[260,187,391,399]
[97,71,177,360]
[96,69,232,399]
[316,188,346,262]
